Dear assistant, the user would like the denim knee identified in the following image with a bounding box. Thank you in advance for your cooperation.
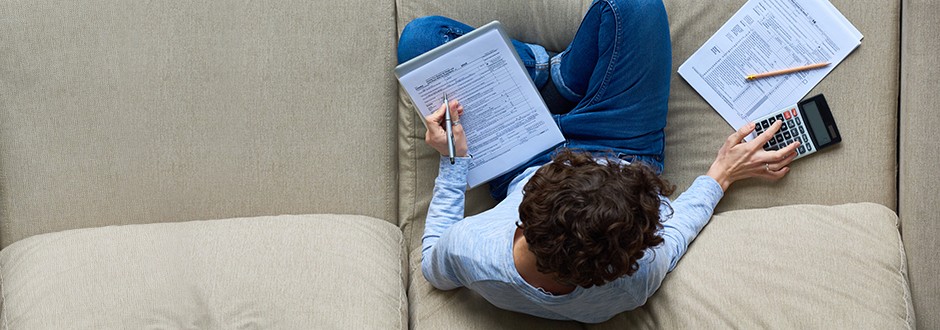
[397,16,471,64]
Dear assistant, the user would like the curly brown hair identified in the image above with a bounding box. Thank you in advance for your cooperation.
[517,148,676,288]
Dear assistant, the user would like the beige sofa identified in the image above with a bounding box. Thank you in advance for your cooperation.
[0,0,935,328]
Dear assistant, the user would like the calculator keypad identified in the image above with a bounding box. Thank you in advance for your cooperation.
[754,107,814,158]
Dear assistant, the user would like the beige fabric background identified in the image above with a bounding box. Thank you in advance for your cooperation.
[0,215,408,329]
[0,0,400,248]
[899,0,940,328]
[397,0,900,252]
[407,249,585,330]
[596,203,912,329]
[410,203,912,328]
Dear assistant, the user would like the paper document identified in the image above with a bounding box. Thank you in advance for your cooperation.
[678,0,862,138]
[396,23,564,188]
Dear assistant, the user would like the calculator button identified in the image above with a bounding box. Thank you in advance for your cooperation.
[805,143,813,151]
[790,108,798,117]
[776,114,784,122]
[781,121,788,130]
[799,126,805,134]
[783,131,792,139]
[761,120,770,129]
[795,136,802,143]
[799,146,806,154]
[769,117,777,125]
[785,139,793,146]
[787,119,795,128]
[769,136,777,144]
[795,117,802,125]
[784,111,792,120]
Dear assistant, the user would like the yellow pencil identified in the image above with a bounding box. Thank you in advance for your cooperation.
[746,62,830,81]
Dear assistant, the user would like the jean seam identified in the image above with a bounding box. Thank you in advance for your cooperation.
[527,43,550,88]
[588,0,622,107]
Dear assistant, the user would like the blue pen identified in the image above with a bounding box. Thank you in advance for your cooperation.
[444,94,455,165]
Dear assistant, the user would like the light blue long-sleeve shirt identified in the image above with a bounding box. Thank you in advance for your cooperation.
[422,157,724,323]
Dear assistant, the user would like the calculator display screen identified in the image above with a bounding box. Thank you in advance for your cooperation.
[802,101,831,146]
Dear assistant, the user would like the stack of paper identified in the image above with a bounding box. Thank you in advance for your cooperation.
[396,22,564,188]
[678,0,862,135]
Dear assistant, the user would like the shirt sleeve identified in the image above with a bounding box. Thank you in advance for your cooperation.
[421,156,471,290]
[658,175,724,271]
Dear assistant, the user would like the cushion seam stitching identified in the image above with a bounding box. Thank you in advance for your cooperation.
[896,224,915,328]
[1,257,8,330]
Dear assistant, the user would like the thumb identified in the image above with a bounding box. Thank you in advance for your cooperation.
[724,122,755,149]
[425,104,447,132]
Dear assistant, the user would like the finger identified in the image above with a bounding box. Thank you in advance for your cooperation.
[766,166,790,181]
[426,101,449,121]
[452,117,465,136]
[751,120,782,146]
[759,141,800,164]
[752,164,783,180]
[767,151,798,171]
[425,104,448,132]
[775,141,801,160]
[724,122,756,149]
[448,99,462,120]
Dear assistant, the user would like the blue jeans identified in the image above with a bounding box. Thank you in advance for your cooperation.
[398,0,672,201]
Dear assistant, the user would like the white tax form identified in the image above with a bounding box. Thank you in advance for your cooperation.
[396,23,564,188]
[678,0,862,138]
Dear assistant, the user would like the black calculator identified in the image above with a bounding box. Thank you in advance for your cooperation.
[753,94,841,159]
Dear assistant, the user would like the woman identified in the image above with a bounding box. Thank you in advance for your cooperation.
[399,0,798,323]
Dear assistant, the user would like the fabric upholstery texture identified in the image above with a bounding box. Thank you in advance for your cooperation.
[0,0,400,248]
[0,215,408,329]
[590,203,912,329]
[407,249,585,330]
[408,203,912,328]
[899,0,940,328]
[396,0,900,252]
[0,0,919,327]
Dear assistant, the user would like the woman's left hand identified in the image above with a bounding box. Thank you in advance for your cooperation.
[706,120,800,191]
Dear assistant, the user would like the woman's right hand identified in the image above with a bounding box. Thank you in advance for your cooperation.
[424,99,468,157]
[706,120,800,191]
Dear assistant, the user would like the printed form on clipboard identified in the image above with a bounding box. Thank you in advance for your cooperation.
[395,21,564,188]
[678,0,862,140]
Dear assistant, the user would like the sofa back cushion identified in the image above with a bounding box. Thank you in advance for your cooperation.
[396,0,900,251]
[0,0,399,248]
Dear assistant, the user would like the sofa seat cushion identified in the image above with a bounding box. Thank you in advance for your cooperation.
[408,203,912,328]
[0,214,407,329]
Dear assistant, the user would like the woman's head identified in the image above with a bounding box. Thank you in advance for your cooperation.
[517,149,675,287]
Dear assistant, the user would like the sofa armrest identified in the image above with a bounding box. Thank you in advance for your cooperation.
[899,0,940,329]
